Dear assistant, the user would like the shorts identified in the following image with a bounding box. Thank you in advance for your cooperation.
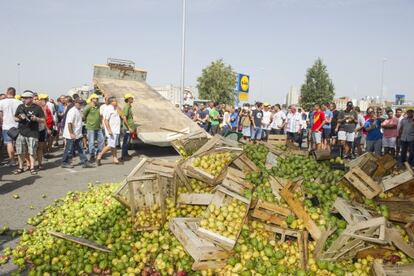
[39,129,47,142]
[383,137,397,148]
[312,131,322,144]
[16,134,38,155]
[107,134,120,148]
[2,129,13,144]
[338,131,355,142]
[322,128,331,139]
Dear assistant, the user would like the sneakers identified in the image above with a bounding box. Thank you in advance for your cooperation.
[89,156,96,163]
[82,162,95,168]
[61,163,74,169]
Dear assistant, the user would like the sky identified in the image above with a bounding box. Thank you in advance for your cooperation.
[1,0,413,104]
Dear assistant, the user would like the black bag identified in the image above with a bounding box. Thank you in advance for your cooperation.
[7,127,20,140]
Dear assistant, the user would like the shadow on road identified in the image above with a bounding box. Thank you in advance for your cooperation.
[0,175,41,195]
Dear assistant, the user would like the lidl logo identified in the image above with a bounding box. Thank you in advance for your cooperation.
[236,73,249,93]
[239,92,249,101]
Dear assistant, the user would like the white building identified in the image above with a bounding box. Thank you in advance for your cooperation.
[152,84,198,106]
[286,86,300,107]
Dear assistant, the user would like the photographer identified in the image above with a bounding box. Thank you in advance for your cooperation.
[14,90,45,175]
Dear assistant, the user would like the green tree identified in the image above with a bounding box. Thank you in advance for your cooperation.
[197,59,236,104]
[300,58,335,111]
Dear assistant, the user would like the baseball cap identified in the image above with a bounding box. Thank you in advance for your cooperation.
[263,102,270,107]
[21,90,34,98]
[38,93,48,100]
[124,93,134,99]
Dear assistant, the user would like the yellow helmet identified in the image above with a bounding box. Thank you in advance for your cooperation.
[38,93,49,100]
[15,95,21,100]
[89,93,99,100]
[124,93,134,99]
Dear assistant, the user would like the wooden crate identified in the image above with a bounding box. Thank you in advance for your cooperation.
[347,152,377,170]
[231,153,260,173]
[381,163,414,192]
[280,183,322,241]
[113,157,177,207]
[127,174,166,231]
[177,193,214,206]
[183,147,243,186]
[251,200,291,227]
[195,185,251,251]
[169,218,232,270]
[312,149,331,161]
[171,131,209,157]
[267,134,287,146]
[344,166,383,199]
[333,197,373,224]
[193,135,240,156]
[221,167,253,196]
[371,259,414,276]
[375,199,414,224]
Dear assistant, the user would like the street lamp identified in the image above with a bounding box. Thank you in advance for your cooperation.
[17,63,21,93]
[180,0,187,108]
[380,58,387,103]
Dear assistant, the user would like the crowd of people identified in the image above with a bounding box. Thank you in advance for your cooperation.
[2,86,414,176]
[0,87,136,175]
[182,100,414,164]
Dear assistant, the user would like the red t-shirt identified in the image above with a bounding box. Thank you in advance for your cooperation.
[311,111,325,132]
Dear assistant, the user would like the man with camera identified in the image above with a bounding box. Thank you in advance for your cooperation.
[14,90,45,175]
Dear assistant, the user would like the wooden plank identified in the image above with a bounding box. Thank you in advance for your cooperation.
[231,153,260,173]
[356,247,395,259]
[48,231,111,253]
[280,185,322,241]
[298,230,308,271]
[333,197,372,224]
[382,162,414,192]
[169,218,231,270]
[251,200,291,226]
[313,227,337,259]
[386,227,414,259]
[344,166,383,199]
[372,259,414,276]
[177,193,214,205]
[343,217,387,244]
[263,224,300,242]
[312,149,331,161]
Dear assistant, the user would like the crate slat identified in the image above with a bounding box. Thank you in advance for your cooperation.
[251,200,291,226]
[344,166,383,199]
[170,218,231,270]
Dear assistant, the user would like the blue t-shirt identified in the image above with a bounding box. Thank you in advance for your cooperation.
[230,112,238,128]
[323,110,333,129]
[364,119,382,141]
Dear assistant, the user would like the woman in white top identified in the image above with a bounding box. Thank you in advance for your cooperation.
[222,105,232,136]
[97,97,123,165]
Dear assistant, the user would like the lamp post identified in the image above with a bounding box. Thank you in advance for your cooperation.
[17,63,21,92]
[380,58,387,103]
[180,0,187,108]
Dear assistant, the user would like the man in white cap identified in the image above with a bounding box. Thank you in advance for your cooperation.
[14,90,45,175]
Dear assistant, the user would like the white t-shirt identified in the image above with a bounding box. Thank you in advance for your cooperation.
[104,105,121,136]
[0,98,22,130]
[286,112,303,133]
[271,110,287,130]
[63,107,83,139]
[261,111,272,130]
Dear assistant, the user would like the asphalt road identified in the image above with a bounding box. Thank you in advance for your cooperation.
[0,144,178,275]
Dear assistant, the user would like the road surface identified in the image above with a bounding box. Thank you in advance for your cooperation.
[0,144,177,275]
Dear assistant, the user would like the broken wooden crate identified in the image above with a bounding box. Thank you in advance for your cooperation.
[113,157,177,207]
[170,218,232,270]
[195,185,251,251]
[183,147,243,186]
[344,166,383,199]
[171,131,209,157]
[193,135,240,156]
[221,167,253,196]
[251,200,291,227]
[381,162,414,192]
[267,134,287,146]
[177,193,214,206]
[280,182,322,241]
[371,259,414,276]
[232,153,260,173]
[127,174,166,231]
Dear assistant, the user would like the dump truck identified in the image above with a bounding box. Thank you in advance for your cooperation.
[93,58,205,147]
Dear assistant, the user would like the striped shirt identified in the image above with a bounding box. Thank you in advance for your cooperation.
[286,112,303,133]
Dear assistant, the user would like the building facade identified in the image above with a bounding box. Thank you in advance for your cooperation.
[152,84,198,106]
[285,86,300,107]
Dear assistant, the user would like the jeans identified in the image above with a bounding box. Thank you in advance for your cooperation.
[366,139,382,156]
[62,138,87,165]
[251,127,262,141]
[262,129,270,141]
[122,131,131,158]
[87,129,104,158]
[400,140,414,165]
